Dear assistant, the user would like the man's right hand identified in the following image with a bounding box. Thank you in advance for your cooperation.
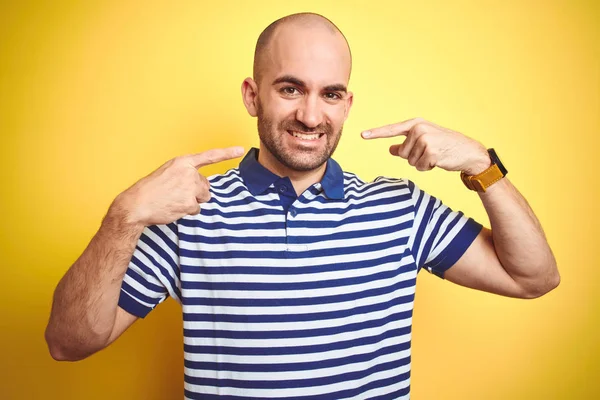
[114,146,245,227]
[45,146,245,361]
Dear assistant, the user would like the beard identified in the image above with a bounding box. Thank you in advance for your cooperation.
[256,101,343,172]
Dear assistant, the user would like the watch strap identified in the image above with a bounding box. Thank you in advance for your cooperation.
[460,165,504,192]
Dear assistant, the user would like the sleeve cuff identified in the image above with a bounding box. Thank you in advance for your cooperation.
[424,217,483,279]
[118,289,154,318]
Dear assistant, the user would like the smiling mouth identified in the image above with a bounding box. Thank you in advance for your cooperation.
[287,130,324,141]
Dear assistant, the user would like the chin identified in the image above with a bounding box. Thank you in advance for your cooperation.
[280,156,323,172]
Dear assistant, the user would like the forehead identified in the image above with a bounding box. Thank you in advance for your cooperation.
[264,25,351,87]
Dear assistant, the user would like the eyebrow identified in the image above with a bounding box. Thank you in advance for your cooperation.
[272,75,347,93]
[272,75,305,87]
[324,84,348,93]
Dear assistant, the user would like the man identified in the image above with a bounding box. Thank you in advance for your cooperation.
[45,12,559,399]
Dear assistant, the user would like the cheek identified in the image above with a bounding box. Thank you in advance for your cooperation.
[263,96,298,122]
[325,105,347,127]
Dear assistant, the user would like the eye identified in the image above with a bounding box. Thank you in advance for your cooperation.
[281,87,300,96]
[324,92,342,100]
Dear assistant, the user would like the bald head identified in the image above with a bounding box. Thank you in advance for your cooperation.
[253,13,352,85]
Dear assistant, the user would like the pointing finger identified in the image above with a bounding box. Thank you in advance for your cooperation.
[189,147,245,169]
[361,117,423,139]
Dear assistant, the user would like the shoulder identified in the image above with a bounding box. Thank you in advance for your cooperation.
[341,171,413,198]
[206,168,243,187]
[205,168,250,199]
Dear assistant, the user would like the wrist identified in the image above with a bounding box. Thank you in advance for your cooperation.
[460,147,508,192]
[106,192,146,232]
[462,146,492,176]
[477,174,509,196]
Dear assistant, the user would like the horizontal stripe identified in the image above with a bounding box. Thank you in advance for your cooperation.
[181,256,411,292]
[179,236,407,260]
[180,255,412,287]
[183,308,413,340]
[178,224,410,251]
[181,274,416,308]
[184,346,411,380]
[184,371,410,400]
[180,247,414,272]
[182,301,414,336]
[181,284,415,326]
[184,326,412,357]
[177,212,414,241]
[183,291,414,324]
[183,356,411,389]
[183,336,411,371]
[183,316,412,349]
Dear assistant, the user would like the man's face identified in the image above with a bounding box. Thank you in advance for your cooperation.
[254,25,353,172]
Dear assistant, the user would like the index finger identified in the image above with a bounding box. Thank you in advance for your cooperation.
[189,146,245,168]
[361,118,422,139]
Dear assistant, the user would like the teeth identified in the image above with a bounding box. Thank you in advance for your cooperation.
[291,131,320,140]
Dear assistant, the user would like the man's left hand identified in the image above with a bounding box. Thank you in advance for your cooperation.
[361,117,491,175]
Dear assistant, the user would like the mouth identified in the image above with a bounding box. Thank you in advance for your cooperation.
[287,130,325,141]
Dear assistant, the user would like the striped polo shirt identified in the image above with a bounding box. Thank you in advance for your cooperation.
[118,147,482,399]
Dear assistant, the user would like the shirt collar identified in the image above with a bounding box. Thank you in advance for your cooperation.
[239,147,344,199]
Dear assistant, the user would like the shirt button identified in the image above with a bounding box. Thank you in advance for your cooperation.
[290,208,297,217]
[278,185,287,193]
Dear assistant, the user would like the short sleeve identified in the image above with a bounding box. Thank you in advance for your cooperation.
[407,180,483,278]
[118,223,181,318]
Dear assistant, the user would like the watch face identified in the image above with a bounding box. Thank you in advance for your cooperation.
[488,148,508,176]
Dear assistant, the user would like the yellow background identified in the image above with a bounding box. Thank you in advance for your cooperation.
[1,1,598,399]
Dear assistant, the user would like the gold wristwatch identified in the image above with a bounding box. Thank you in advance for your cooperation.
[460,148,507,192]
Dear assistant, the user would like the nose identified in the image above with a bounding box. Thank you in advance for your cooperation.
[295,95,323,129]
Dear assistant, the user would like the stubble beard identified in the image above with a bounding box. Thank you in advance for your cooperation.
[256,101,343,172]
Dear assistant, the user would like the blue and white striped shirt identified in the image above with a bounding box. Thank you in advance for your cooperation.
[118,148,482,399]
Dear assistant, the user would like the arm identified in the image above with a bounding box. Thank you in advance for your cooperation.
[45,200,143,361]
[444,176,559,298]
[362,118,559,298]
[45,147,245,361]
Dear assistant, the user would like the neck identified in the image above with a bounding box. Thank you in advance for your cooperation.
[257,146,327,196]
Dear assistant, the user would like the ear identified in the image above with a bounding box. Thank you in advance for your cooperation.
[241,77,259,117]
[343,91,354,121]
